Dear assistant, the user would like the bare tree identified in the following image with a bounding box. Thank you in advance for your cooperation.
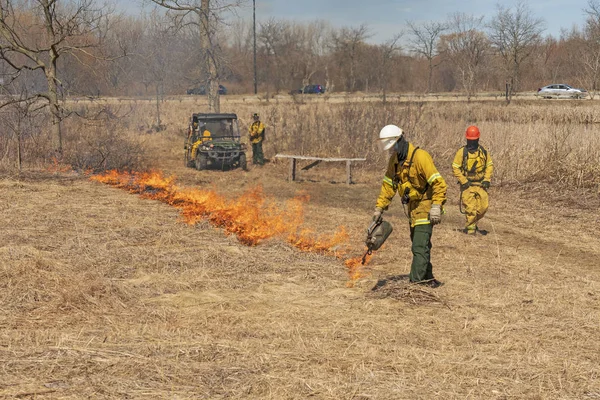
[0,0,110,156]
[149,0,243,112]
[378,34,402,103]
[440,13,489,101]
[100,15,145,96]
[0,95,43,172]
[579,0,600,98]
[488,1,545,101]
[224,18,252,89]
[330,24,370,92]
[256,19,330,95]
[300,20,329,88]
[257,18,287,94]
[407,21,447,93]
[537,35,560,84]
[137,12,181,130]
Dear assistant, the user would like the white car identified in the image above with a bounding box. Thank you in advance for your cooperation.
[537,84,587,99]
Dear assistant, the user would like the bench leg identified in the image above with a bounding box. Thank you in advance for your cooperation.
[289,158,297,181]
[346,160,352,184]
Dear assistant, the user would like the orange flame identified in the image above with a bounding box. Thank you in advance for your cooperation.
[91,170,371,284]
[344,253,372,287]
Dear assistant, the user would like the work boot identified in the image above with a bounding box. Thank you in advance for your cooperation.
[412,279,443,288]
[426,279,443,288]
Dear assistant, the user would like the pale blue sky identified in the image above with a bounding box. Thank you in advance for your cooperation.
[118,0,589,43]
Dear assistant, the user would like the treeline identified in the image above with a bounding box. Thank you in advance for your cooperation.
[3,1,600,99]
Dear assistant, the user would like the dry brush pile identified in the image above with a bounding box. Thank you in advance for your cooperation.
[0,103,149,173]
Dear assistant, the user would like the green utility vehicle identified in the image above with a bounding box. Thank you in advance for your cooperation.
[184,113,247,171]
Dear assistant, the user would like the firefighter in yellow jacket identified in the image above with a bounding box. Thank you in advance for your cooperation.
[452,125,494,235]
[191,123,212,160]
[248,113,265,165]
[373,125,447,288]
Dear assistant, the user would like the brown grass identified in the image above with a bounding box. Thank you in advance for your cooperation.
[64,95,600,189]
[1,97,599,399]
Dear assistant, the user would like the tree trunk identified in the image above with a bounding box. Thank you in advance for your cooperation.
[325,64,332,93]
[200,0,220,113]
[349,58,355,92]
[47,54,62,156]
[15,104,23,172]
[427,58,433,93]
[208,69,220,112]
[16,128,22,172]
[155,82,162,130]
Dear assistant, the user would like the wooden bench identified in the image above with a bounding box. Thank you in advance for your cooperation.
[274,154,367,184]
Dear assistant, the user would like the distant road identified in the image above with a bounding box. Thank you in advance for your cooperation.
[65,91,599,105]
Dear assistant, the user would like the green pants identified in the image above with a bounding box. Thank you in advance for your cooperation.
[252,142,264,165]
[409,224,434,282]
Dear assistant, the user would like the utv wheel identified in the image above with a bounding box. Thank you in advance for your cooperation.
[239,154,247,171]
[195,154,208,170]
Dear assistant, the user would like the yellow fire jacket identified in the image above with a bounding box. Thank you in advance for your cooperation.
[191,130,212,158]
[376,143,447,227]
[452,145,493,185]
[249,121,265,144]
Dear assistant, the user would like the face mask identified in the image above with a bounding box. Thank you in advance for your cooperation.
[394,137,409,163]
[466,139,479,153]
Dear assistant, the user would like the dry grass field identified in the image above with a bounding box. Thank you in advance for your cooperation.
[1,95,599,399]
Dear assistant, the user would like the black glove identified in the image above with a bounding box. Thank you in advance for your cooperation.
[401,187,410,204]
[481,181,490,189]
[460,181,471,191]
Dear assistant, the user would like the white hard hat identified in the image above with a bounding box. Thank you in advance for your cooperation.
[378,125,403,151]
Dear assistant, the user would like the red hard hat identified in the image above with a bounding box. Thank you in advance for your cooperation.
[466,126,480,140]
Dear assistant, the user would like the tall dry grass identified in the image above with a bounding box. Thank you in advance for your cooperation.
[108,96,600,191]
[4,96,599,191]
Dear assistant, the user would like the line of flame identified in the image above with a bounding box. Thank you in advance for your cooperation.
[91,170,372,282]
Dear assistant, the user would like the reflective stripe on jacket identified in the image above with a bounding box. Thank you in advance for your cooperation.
[452,145,493,185]
[376,142,447,227]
